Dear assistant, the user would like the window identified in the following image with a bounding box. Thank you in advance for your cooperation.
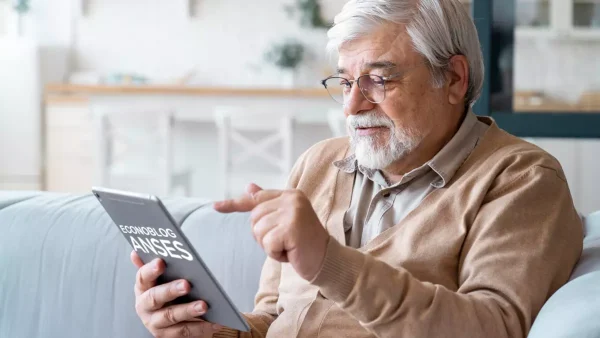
[573,0,600,27]
[472,0,600,138]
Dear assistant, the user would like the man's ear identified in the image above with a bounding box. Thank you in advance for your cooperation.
[446,55,469,106]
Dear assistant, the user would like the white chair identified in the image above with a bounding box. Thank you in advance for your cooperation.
[327,108,347,138]
[94,110,193,197]
[214,107,294,199]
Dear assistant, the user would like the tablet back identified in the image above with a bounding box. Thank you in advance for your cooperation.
[92,187,250,332]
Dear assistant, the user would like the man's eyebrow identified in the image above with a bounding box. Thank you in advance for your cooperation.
[336,61,398,75]
[364,61,398,71]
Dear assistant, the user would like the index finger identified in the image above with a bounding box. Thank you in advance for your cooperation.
[213,190,284,213]
[135,258,164,297]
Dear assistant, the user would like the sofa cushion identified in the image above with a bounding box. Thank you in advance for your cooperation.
[528,271,600,338]
[569,211,600,280]
[181,205,265,313]
[0,191,41,210]
[0,192,209,338]
[582,211,600,239]
[528,211,600,338]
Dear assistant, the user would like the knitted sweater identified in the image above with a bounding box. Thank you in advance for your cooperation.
[217,117,583,338]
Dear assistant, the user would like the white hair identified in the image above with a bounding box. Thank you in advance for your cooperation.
[327,0,484,108]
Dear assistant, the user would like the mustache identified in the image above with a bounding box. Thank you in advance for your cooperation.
[347,111,395,130]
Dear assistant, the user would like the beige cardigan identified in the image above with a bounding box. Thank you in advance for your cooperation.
[217,117,583,338]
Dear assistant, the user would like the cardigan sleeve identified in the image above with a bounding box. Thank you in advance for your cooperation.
[310,166,583,338]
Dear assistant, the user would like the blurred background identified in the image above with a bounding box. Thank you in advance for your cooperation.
[0,0,599,214]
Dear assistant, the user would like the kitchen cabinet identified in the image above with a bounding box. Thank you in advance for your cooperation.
[516,0,600,40]
[473,0,600,138]
[44,96,95,193]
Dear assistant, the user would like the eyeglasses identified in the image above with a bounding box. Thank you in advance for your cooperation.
[321,63,424,105]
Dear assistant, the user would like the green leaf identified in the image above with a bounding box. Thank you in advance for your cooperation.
[264,39,306,69]
[289,0,331,29]
[13,0,30,14]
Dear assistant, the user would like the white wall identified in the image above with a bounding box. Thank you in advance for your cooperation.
[527,139,600,216]
[22,0,600,97]
[0,38,42,190]
[49,0,347,87]
[30,0,74,46]
[0,3,7,36]
[6,0,346,87]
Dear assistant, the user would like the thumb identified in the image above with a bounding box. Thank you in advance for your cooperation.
[246,183,263,196]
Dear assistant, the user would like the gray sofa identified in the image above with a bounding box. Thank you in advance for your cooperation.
[0,191,598,338]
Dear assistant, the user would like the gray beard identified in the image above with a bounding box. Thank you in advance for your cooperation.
[346,111,422,170]
[350,127,419,170]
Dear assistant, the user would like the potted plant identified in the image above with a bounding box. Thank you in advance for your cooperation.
[285,0,330,29]
[11,0,30,36]
[264,39,306,88]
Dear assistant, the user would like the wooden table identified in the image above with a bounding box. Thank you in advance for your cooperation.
[45,84,333,98]
[45,84,340,124]
[46,84,600,113]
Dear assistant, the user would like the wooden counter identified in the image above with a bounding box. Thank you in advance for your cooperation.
[45,84,600,112]
[45,84,331,98]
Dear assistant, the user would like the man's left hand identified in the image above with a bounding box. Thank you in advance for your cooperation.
[213,184,330,281]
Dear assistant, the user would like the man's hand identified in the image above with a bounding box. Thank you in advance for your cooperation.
[214,184,331,281]
[130,251,223,338]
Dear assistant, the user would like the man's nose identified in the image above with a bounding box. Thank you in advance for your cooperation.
[344,84,376,116]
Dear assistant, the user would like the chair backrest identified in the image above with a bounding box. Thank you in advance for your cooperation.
[94,110,174,194]
[327,108,347,138]
[213,106,294,198]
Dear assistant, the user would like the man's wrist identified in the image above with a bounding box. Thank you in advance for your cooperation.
[309,237,366,303]
[212,327,239,338]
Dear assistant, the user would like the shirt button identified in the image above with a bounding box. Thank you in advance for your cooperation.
[383,192,391,198]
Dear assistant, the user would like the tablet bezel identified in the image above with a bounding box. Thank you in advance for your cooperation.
[92,186,251,332]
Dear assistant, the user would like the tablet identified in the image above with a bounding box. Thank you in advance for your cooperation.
[92,186,250,332]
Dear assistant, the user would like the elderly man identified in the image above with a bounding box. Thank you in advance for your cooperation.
[131,1,583,337]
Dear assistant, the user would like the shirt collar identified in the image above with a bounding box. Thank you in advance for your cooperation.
[334,154,383,181]
[333,111,483,189]
[427,111,481,188]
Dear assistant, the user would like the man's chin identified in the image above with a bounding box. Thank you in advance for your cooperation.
[351,137,387,150]
[354,145,395,170]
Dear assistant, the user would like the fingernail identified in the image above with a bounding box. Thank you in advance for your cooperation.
[177,281,186,292]
[212,323,223,330]
[153,259,161,271]
[194,302,205,314]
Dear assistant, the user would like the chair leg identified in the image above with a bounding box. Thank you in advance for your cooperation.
[182,171,193,197]
[170,170,193,197]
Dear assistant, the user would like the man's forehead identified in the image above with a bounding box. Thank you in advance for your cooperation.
[337,26,414,72]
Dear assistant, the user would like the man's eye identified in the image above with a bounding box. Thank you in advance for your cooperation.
[340,81,351,88]
[372,78,385,86]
